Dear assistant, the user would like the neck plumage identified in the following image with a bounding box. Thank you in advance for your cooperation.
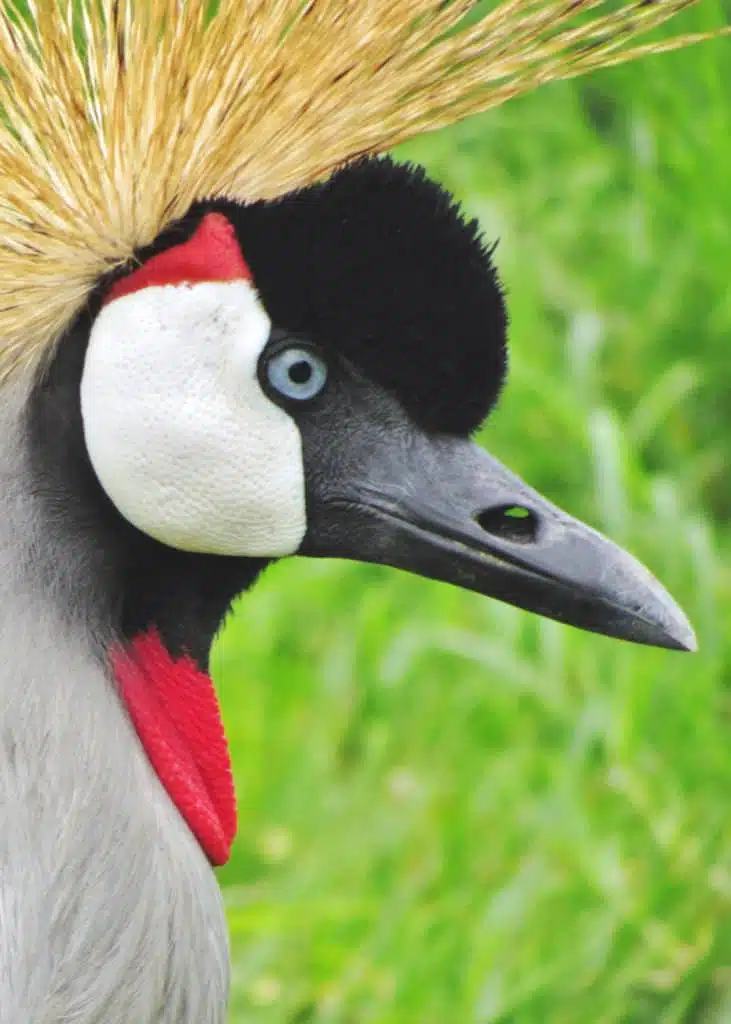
[0,391,230,1024]
[112,628,237,865]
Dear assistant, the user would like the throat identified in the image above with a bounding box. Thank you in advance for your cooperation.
[111,629,237,866]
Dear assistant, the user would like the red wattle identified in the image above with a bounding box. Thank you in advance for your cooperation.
[111,629,237,866]
[104,212,253,306]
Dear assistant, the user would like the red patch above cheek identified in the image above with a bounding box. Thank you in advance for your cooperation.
[104,212,253,306]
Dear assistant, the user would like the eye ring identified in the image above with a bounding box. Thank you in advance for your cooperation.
[263,341,328,403]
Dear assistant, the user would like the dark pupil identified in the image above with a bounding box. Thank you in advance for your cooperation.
[289,360,313,385]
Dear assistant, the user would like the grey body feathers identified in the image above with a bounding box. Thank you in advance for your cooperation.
[0,382,229,1022]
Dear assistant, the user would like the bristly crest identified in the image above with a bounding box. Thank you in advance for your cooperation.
[0,0,727,383]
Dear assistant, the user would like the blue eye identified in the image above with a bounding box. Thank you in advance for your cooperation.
[265,344,328,402]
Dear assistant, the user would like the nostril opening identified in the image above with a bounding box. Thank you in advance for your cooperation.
[475,504,539,544]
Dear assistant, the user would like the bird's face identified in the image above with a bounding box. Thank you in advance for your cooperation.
[82,224,310,559]
[47,157,695,661]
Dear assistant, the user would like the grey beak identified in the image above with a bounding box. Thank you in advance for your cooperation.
[302,431,696,652]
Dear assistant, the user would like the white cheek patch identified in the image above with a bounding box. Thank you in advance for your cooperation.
[80,281,307,557]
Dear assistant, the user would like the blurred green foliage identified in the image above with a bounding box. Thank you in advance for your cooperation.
[215,6,731,1020]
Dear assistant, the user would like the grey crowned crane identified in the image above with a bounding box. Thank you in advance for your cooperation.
[0,1,725,1021]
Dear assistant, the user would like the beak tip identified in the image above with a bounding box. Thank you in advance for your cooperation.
[615,555,698,654]
[675,624,698,654]
[656,610,697,653]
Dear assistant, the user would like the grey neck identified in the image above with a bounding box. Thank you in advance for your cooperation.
[0,384,229,1024]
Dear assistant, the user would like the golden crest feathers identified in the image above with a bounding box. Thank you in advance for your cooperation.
[0,0,727,382]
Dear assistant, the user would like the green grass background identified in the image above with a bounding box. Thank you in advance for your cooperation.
[212,7,731,1021]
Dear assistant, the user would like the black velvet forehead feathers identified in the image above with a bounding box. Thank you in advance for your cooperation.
[125,156,509,437]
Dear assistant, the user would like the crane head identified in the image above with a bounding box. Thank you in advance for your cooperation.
[34,158,695,666]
